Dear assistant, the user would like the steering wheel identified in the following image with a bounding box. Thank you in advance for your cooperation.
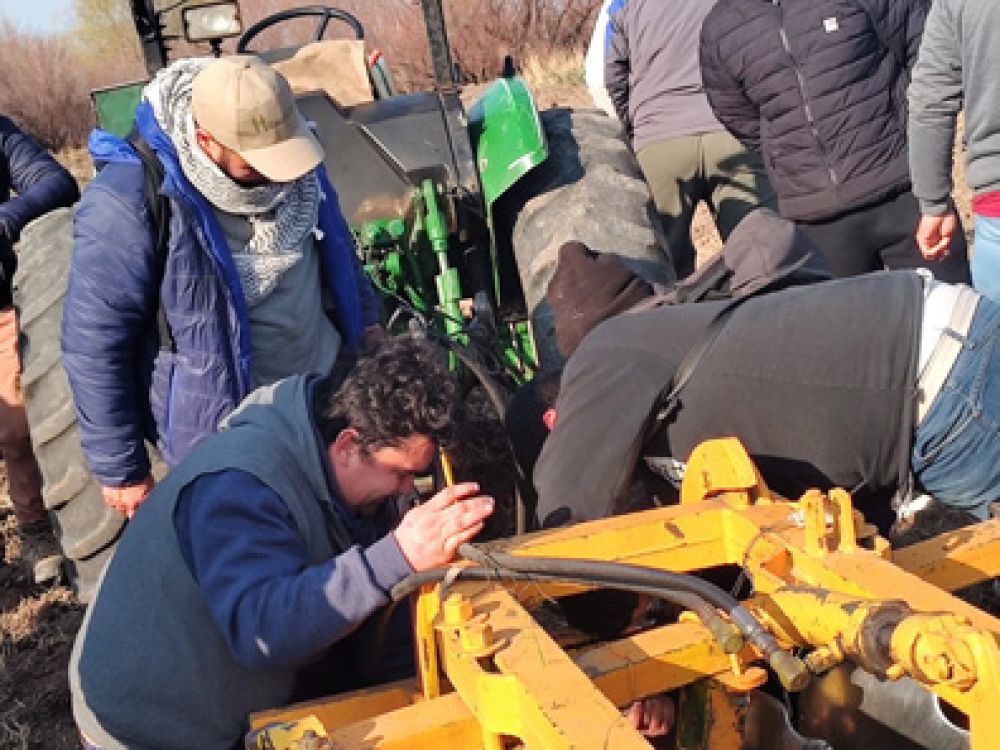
[236,5,364,53]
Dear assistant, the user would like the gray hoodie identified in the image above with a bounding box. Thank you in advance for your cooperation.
[908,0,1000,214]
[70,376,412,750]
[604,0,723,149]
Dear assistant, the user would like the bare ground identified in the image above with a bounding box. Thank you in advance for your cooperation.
[1,84,973,749]
[1,471,83,750]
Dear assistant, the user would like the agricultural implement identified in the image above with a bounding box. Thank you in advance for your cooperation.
[248,438,998,749]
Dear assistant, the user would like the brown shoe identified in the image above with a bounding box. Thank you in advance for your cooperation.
[17,521,64,585]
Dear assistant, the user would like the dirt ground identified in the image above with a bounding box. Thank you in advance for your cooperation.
[0,81,975,749]
[1,471,83,750]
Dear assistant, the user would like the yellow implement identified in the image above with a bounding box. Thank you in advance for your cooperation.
[250,438,1000,749]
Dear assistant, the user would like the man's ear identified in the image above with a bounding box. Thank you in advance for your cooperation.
[542,407,557,432]
[194,127,217,158]
[329,427,361,467]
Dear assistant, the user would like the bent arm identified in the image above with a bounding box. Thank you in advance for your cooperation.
[907,1,962,215]
[62,175,157,485]
[175,472,413,669]
[534,346,666,527]
[699,20,761,151]
[604,11,632,134]
[0,116,79,240]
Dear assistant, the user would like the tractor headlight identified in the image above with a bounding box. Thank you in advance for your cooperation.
[182,2,243,43]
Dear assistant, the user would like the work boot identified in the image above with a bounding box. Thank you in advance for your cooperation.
[17,520,63,585]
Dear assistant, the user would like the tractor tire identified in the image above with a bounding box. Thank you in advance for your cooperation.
[506,107,671,368]
[14,207,163,601]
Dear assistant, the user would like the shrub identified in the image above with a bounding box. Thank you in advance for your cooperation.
[0,0,601,148]
[236,0,601,90]
[0,20,143,150]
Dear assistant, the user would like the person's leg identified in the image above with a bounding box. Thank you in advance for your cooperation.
[702,130,777,240]
[636,136,701,279]
[912,297,1000,518]
[796,208,884,278]
[0,306,61,582]
[877,191,971,283]
[0,307,45,525]
[972,214,1000,303]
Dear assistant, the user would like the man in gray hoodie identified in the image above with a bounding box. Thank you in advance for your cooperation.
[604,0,774,279]
[908,0,1000,303]
[70,337,494,750]
[514,211,998,532]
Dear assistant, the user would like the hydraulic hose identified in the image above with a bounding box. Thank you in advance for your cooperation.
[455,545,811,691]
[390,564,743,654]
[459,545,742,610]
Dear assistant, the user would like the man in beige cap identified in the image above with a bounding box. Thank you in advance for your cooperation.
[65,55,383,521]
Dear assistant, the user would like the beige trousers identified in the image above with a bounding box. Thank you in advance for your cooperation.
[0,306,45,525]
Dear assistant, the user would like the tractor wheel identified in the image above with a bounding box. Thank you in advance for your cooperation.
[506,107,671,368]
[14,208,163,601]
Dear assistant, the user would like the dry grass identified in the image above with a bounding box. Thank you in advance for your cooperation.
[521,49,586,88]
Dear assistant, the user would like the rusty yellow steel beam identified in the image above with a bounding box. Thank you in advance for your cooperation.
[491,501,737,571]
[250,678,417,731]
[574,619,742,705]
[893,517,1000,590]
[250,439,1000,750]
[437,583,653,749]
[322,692,482,750]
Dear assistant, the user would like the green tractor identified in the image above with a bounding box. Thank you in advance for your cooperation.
[14,0,669,598]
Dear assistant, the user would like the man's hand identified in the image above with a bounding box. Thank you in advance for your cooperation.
[394,482,494,572]
[102,475,156,519]
[916,212,959,260]
[625,694,675,738]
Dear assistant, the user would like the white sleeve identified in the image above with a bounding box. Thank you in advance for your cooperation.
[584,0,617,118]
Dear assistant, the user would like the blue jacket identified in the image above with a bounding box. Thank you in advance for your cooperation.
[0,115,79,307]
[63,101,380,486]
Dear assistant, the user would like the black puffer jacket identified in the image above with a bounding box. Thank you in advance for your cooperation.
[699,0,929,222]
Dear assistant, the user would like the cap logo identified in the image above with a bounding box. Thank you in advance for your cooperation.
[249,113,280,136]
[191,55,324,181]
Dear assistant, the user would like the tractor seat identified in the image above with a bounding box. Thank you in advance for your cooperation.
[265,40,374,107]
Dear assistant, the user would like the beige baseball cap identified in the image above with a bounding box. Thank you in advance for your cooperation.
[191,55,324,182]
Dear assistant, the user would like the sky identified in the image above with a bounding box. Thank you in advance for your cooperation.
[0,0,75,34]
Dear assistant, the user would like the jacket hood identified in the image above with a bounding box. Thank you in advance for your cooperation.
[220,374,353,548]
[221,375,328,490]
[719,207,832,295]
[87,129,137,168]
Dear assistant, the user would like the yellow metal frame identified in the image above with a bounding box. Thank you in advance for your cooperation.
[250,438,1000,749]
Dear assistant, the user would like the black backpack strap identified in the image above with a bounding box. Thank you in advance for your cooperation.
[645,295,750,439]
[626,256,734,316]
[125,127,176,353]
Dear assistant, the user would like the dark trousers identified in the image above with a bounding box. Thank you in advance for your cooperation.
[797,189,971,283]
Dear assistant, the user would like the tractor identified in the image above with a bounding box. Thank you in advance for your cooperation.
[13,0,668,598]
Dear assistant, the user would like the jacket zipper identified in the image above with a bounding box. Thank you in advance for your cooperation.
[777,15,839,188]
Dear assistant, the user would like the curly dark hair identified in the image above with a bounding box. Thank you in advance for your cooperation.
[313,336,459,451]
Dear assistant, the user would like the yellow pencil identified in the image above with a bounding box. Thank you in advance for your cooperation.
[439,449,455,487]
